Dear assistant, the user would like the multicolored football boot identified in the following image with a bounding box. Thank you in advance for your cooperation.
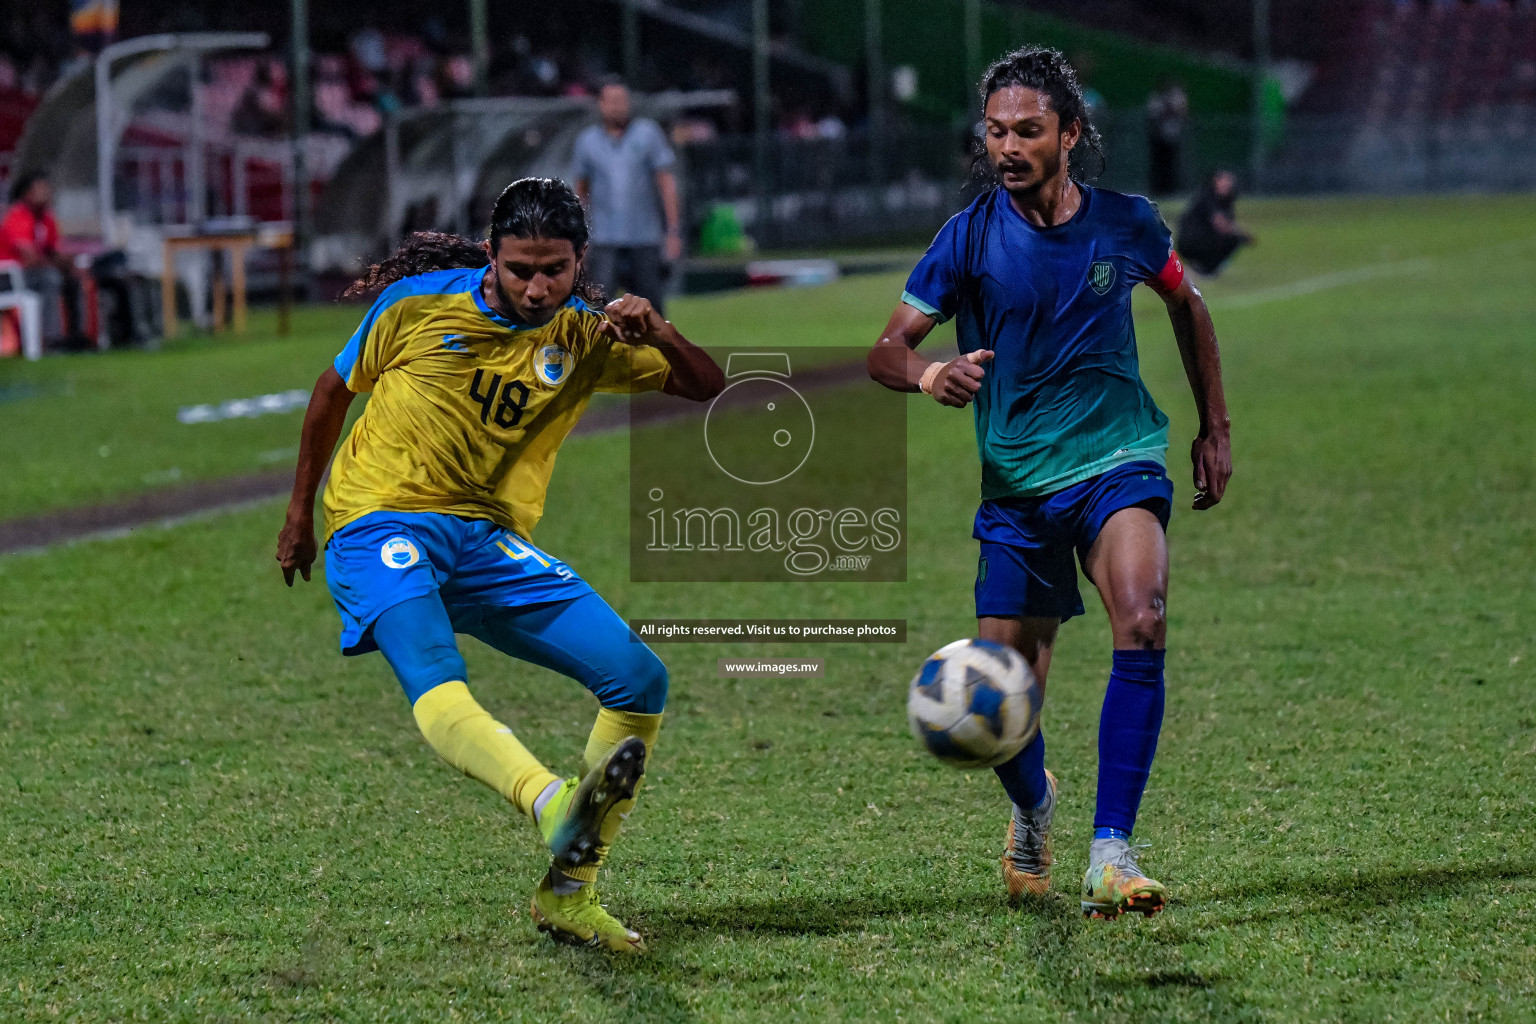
[1001,769,1057,900]
[536,736,647,870]
[1081,837,1167,919]
[531,871,646,953]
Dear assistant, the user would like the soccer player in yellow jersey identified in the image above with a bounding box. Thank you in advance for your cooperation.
[276,178,724,952]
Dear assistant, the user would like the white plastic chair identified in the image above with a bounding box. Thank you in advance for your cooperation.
[0,259,43,360]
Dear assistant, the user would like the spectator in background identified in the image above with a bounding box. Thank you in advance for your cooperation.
[1146,79,1188,196]
[815,109,847,140]
[350,26,388,81]
[780,109,817,140]
[439,55,475,100]
[569,79,682,312]
[230,59,289,137]
[0,171,88,348]
[408,54,440,108]
[1176,170,1254,276]
[313,54,380,138]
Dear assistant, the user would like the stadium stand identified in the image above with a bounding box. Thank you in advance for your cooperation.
[1301,0,1536,120]
[1248,0,1536,192]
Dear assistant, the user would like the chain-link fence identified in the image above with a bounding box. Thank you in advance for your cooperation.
[680,127,972,250]
[678,108,1536,249]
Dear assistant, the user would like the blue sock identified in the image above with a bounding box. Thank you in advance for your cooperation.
[994,729,1048,810]
[1094,648,1165,837]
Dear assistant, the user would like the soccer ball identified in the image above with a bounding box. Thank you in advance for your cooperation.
[907,638,1041,769]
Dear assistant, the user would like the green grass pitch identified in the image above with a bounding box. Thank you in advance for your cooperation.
[2,195,1535,1021]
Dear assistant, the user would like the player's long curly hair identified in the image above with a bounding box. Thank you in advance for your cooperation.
[344,178,603,304]
[969,46,1106,188]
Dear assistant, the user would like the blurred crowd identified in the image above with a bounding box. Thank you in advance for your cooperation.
[0,16,860,158]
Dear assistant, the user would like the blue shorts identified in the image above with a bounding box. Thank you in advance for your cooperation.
[325,511,595,656]
[973,461,1173,623]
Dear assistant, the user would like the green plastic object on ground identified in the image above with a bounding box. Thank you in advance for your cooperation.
[697,202,754,256]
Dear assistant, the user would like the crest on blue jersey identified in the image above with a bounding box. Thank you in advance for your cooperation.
[1088,260,1116,296]
[535,344,571,386]
[380,537,421,569]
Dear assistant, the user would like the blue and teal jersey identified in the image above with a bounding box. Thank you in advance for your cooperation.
[902,185,1184,499]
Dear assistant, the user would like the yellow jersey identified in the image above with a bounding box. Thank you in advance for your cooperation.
[323,266,670,541]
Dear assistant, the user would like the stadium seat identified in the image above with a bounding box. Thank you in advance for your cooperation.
[0,259,44,360]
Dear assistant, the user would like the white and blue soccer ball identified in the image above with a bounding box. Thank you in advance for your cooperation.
[907,638,1042,769]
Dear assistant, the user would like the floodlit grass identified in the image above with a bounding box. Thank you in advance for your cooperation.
[1,194,1535,1021]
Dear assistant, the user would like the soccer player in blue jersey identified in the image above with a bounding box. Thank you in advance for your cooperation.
[868,48,1232,918]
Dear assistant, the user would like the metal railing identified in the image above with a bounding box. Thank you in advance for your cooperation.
[682,110,1536,252]
[71,103,1536,259]
[1091,109,1536,196]
[680,128,972,248]
[1266,108,1536,194]
[113,141,312,226]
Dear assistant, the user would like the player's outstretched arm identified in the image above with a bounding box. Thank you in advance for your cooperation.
[1151,273,1232,510]
[867,302,994,408]
[600,293,725,401]
[277,366,357,586]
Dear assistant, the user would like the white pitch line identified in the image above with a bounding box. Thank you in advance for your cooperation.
[1209,231,1536,312]
[1211,257,1436,310]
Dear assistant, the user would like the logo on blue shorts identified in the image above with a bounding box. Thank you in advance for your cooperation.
[380,537,421,569]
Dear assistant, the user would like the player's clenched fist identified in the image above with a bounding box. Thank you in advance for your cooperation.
[1189,429,1232,511]
[600,294,665,342]
[922,349,995,408]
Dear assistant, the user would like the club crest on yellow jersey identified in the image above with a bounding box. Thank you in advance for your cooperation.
[322,268,673,542]
[536,344,572,386]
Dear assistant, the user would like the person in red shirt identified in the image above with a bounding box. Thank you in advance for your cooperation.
[1,171,88,347]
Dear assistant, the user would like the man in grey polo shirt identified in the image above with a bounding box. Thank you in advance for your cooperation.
[570,79,682,313]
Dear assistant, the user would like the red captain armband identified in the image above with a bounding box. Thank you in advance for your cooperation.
[1152,250,1186,292]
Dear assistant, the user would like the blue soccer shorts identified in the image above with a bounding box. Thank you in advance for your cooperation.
[324,511,666,711]
[973,461,1173,623]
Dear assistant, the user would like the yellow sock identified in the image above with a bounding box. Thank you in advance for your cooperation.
[563,707,664,883]
[412,681,559,820]
[583,707,664,774]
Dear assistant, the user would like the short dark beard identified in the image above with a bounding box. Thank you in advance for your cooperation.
[481,267,513,319]
[995,139,1065,201]
[482,266,562,326]
[492,274,520,319]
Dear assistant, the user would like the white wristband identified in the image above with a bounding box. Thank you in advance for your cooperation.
[918,361,945,396]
